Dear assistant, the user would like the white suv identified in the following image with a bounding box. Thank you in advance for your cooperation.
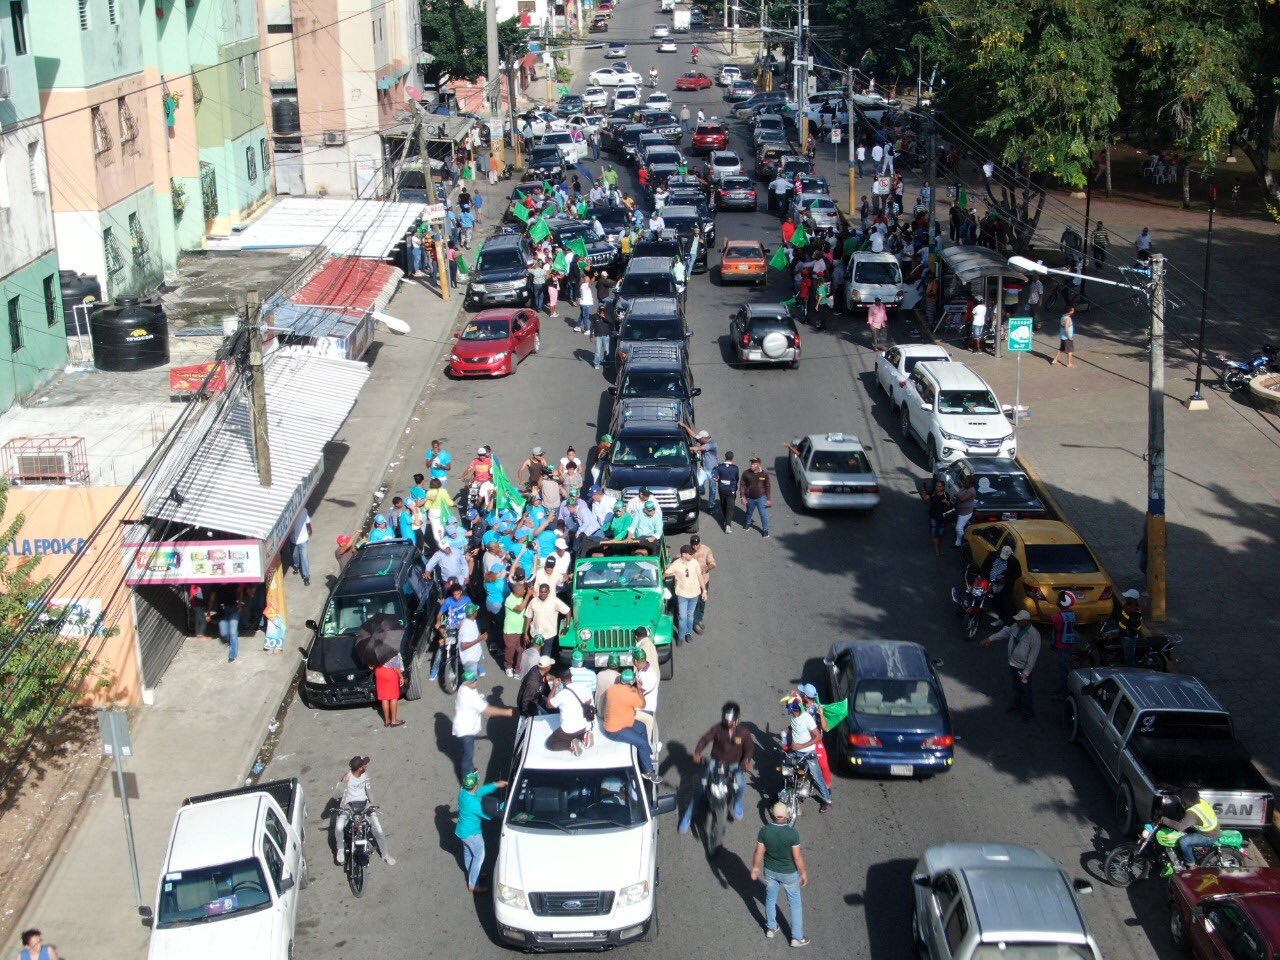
[899,361,1015,468]
[494,715,675,950]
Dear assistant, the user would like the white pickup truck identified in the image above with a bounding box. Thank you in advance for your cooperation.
[494,715,676,949]
[145,779,308,960]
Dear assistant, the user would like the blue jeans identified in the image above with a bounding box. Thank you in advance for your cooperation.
[593,334,610,368]
[604,721,653,772]
[799,752,830,803]
[292,540,310,582]
[219,609,240,661]
[744,496,770,533]
[457,734,476,777]
[531,281,546,313]
[676,595,698,643]
[680,761,745,830]
[579,304,593,333]
[763,868,804,939]
[460,832,485,888]
[1177,832,1215,867]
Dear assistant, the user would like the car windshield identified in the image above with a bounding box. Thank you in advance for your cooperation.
[459,318,511,342]
[156,859,273,926]
[592,209,629,231]
[811,450,871,473]
[620,274,678,297]
[854,262,902,284]
[575,558,662,590]
[621,315,684,340]
[648,113,678,125]
[724,244,760,259]
[663,214,699,232]
[782,160,813,174]
[321,592,404,636]
[530,147,560,163]
[555,223,593,243]
[507,766,647,831]
[971,472,1037,505]
[971,947,1093,960]
[648,150,681,165]
[610,436,690,463]
[697,125,726,136]
[476,249,523,272]
[1023,543,1099,574]
[620,370,688,398]
[543,133,572,144]
[397,171,427,190]
[805,198,836,212]
[853,679,941,717]
[937,390,1000,414]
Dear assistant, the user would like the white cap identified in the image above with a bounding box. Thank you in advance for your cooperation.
[555,537,569,549]
[477,446,487,454]
[1012,610,1032,622]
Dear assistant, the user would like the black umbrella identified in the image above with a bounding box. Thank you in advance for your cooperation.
[353,614,401,668]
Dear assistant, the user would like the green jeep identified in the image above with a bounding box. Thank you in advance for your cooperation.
[558,538,676,679]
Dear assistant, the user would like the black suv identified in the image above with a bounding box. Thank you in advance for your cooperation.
[666,189,717,242]
[588,205,632,243]
[601,409,702,533]
[640,109,683,144]
[604,123,649,163]
[301,540,437,706]
[465,234,533,310]
[610,342,700,427]
[656,205,709,273]
[527,144,567,181]
[546,216,620,272]
[614,295,687,367]
[610,256,684,324]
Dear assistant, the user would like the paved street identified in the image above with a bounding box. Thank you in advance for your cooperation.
[276,7,1176,957]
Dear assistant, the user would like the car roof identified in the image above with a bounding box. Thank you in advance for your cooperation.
[914,360,990,390]
[743,301,788,317]
[523,715,635,770]
[958,456,1023,475]
[616,416,684,436]
[832,639,930,679]
[614,398,683,425]
[895,343,950,358]
[996,519,1082,544]
[627,256,674,273]
[1174,869,1280,942]
[168,796,262,871]
[626,296,682,317]
[334,541,417,596]
[624,343,685,365]
[483,233,525,250]
[806,432,866,451]
[1084,668,1225,713]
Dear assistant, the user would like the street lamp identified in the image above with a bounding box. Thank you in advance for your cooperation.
[1187,186,1215,411]
[1007,254,1170,622]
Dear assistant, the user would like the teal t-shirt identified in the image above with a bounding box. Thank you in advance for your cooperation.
[456,783,499,838]
[757,823,800,874]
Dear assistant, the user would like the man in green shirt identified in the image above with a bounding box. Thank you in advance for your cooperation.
[602,502,634,540]
[750,802,810,946]
[455,771,507,893]
[502,579,530,677]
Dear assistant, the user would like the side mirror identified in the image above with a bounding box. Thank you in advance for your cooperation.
[608,386,617,396]
[305,619,319,631]
[912,873,931,889]
[279,873,296,894]
[654,794,678,816]
[931,657,945,668]
[691,387,702,397]
[821,656,833,667]
[791,436,802,447]
[139,905,154,928]
[1072,879,1094,896]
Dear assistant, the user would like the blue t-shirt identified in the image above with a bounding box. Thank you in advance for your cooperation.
[527,505,549,528]
[484,567,508,606]
[456,783,499,838]
[440,595,469,629]
[409,484,428,503]
[398,510,415,541]
[482,528,502,548]
[368,525,393,543]
[460,211,476,229]
[428,449,452,480]
[535,528,558,558]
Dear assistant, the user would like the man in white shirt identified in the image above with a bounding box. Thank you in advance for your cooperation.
[333,756,394,865]
[453,670,514,775]
[869,230,885,253]
[634,649,658,713]
[787,702,831,809]
[626,487,661,518]
[768,174,791,214]
[870,142,884,172]
[1027,276,1044,329]
[457,604,488,678]
[550,538,573,581]
[647,212,666,236]
[290,507,313,586]
[578,275,596,335]
[524,583,570,649]
[982,159,995,180]
[589,486,617,526]
[855,143,866,176]
[969,300,988,353]
[546,670,592,754]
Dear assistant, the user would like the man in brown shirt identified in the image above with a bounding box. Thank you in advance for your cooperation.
[680,701,753,829]
[690,534,716,634]
[738,455,773,538]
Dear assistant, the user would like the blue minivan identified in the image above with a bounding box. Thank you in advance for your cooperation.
[823,640,955,777]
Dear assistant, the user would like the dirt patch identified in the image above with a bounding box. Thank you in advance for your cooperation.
[0,709,108,943]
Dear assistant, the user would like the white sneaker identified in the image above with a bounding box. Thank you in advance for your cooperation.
[384,856,396,866]
[336,850,345,865]
[506,668,516,678]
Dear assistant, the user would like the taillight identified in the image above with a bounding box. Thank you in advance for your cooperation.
[898,379,907,388]
[922,734,954,749]
[807,486,822,495]
[719,189,729,196]
[862,486,879,495]
[791,334,801,349]
[1100,586,1114,601]
[848,734,882,747]
[748,189,756,196]
[741,334,751,347]
[1024,582,1046,600]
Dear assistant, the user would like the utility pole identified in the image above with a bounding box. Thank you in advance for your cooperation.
[244,292,272,487]
[486,0,501,116]
[797,0,809,153]
[1080,168,1093,301]
[927,105,937,265]
[916,41,922,108]
[1147,253,1167,620]
[415,121,438,207]
[846,66,856,216]
[1188,187,1215,410]
[507,63,523,168]
[730,2,737,56]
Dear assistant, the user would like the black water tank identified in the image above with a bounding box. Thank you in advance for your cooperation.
[91,296,170,372]
[272,97,300,134]
[58,270,102,337]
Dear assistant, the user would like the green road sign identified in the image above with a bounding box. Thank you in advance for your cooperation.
[1007,315,1034,352]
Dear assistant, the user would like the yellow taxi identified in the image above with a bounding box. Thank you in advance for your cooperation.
[964,519,1115,623]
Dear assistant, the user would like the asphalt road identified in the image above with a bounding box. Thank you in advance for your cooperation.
[277,7,1171,957]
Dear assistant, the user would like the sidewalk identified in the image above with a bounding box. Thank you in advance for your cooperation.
[805,125,1280,777]
[1,174,512,958]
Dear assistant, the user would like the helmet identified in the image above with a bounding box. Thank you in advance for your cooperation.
[462,771,480,790]
[722,701,741,725]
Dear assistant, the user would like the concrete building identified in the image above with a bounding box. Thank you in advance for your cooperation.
[259,0,422,198]
[0,1,68,412]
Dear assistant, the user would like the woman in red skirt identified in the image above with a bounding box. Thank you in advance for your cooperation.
[375,653,405,727]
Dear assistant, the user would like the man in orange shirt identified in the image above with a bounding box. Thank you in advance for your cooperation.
[603,669,661,782]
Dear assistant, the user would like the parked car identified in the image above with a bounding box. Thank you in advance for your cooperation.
[788,192,839,231]
[715,175,758,210]
[965,519,1114,622]
[844,251,907,312]
[912,844,1101,960]
[824,640,951,773]
[449,309,541,378]
[724,79,757,102]
[934,457,1046,523]
[897,361,1016,467]
[145,780,308,960]
[676,70,713,91]
[301,540,436,705]
[788,433,880,510]
[1065,668,1274,834]
[464,234,533,310]
[691,121,729,155]
[874,344,950,408]
[582,85,609,108]
[591,66,644,87]
[729,302,799,366]
[716,65,741,86]
[719,240,768,286]
[1169,867,1280,958]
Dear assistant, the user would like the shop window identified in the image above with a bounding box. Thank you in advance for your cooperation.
[43,275,56,327]
[8,296,23,352]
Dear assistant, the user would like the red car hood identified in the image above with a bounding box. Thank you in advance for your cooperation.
[452,337,512,358]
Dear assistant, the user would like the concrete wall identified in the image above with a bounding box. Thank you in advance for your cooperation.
[29,0,144,91]
[0,123,58,280]
[0,252,68,411]
[54,187,164,301]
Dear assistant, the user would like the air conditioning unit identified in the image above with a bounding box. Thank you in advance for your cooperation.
[322,130,346,146]
[0,66,11,101]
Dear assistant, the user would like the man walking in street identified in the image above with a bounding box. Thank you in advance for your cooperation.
[855,142,866,177]
[680,422,719,505]
[666,544,705,645]
[689,534,715,633]
[590,308,613,369]
[680,104,691,133]
[1026,271,1044,330]
[1091,220,1109,266]
[452,669,515,777]
[711,451,740,532]
[750,801,811,947]
[739,455,772,538]
[981,610,1041,721]
[577,273,596,334]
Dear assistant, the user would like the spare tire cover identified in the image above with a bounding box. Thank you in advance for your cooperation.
[761,330,789,358]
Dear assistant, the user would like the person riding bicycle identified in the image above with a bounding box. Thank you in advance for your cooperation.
[1155,787,1220,873]
[431,580,472,680]
[680,702,754,832]
[333,755,395,866]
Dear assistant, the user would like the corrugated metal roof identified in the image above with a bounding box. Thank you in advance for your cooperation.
[204,199,425,259]
[268,303,365,340]
[290,257,404,314]
[939,243,1029,285]
[144,349,369,541]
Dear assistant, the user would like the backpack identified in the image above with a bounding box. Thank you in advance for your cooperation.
[1055,611,1078,646]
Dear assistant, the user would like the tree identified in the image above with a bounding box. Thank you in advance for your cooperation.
[420,0,528,85]
[0,482,100,768]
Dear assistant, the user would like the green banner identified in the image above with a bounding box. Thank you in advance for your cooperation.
[768,246,788,269]
[551,250,569,273]
[790,224,809,247]
[568,237,590,259]
[512,202,531,222]
[456,254,470,275]
[529,218,551,242]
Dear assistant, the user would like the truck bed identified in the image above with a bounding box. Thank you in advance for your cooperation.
[1133,737,1273,794]
[184,777,302,822]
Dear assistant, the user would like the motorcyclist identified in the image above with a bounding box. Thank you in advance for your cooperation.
[1115,588,1144,667]
[679,701,754,832]
[430,580,472,680]
[783,697,832,812]
[333,755,395,866]
[459,446,495,511]
[691,45,699,63]
[979,543,1020,620]
[649,66,658,88]
[1156,787,1220,873]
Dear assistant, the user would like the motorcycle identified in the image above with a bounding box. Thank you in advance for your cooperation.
[691,49,699,64]
[342,801,379,897]
[951,563,999,641]
[703,760,732,854]
[1104,822,1246,888]
[648,70,658,88]
[437,623,461,693]
[1217,343,1275,392]
[776,738,823,824]
[501,161,515,180]
[1079,622,1182,672]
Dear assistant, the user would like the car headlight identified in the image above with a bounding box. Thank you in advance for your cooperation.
[678,487,697,501]
[305,669,328,686]
[851,290,862,301]
[469,283,487,293]
[450,354,462,363]
[492,351,509,361]
[617,881,651,907]
[579,628,592,642]
[497,883,528,909]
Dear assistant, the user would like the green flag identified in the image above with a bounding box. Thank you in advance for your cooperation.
[529,218,551,242]
[558,85,570,97]
[568,237,590,259]
[437,492,456,525]
[551,250,569,273]
[515,188,527,200]
[576,199,589,218]
[768,246,788,269]
[790,224,809,247]
[543,180,554,193]
[780,296,797,309]
[456,254,470,275]
[512,202,531,223]
[819,698,849,729]
[492,461,526,518]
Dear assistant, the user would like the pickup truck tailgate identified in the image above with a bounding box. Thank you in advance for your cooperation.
[1201,788,1274,830]
[184,777,302,823]
[1136,739,1273,830]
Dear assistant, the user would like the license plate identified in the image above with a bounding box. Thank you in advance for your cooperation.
[736,265,749,271]
[552,933,592,940]
[890,764,913,777]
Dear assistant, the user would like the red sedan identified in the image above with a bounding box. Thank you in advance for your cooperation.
[448,309,541,377]
[1170,867,1280,957]
[675,71,713,91]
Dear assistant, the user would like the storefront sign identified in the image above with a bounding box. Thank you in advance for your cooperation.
[169,361,228,394]
[262,458,324,565]
[123,540,265,585]
[1,537,87,558]
[45,597,106,638]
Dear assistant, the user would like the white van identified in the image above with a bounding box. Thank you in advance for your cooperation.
[844,251,907,312]
[494,715,676,950]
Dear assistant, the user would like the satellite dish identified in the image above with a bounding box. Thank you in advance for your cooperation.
[372,310,410,334]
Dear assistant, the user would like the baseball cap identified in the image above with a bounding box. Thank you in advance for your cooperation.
[462,771,480,789]
[639,487,651,496]
[336,534,352,546]
[466,507,479,520]
[797,683,818,699]
[607,653,622,669]
[555,537,569,549]
[601,433,613,443]
[1012,610,1032,622]
[477,446,487,455]
[571,649,585,667]
[349,755,370,772]
[697,429,710,439]
[567,494,579,504]
[403,498,415,508]
[621,667,636,683]
[749,455,761,463]
[613,503,626,512]
[588,485,602,496]
[1122,588,1140,600]
[462,668,479,683]
[465,603,479,616]
[374,513,387,524]
[644,502,657,512]
[632,647,648,663]
[690,535,701,545]
[537,655,556,669]
[532,445,545,455]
